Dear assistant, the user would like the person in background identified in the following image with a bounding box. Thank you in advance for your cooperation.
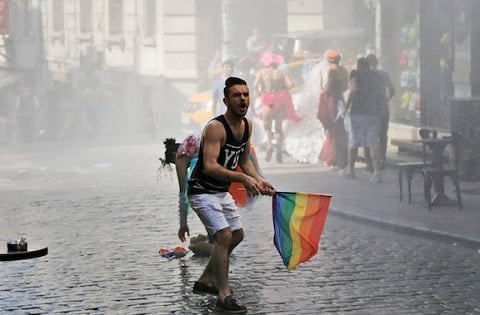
[363,54,396,171]
[207,48,223,81]
[175,133,201,244]
[317,50,349,172]
[12,86,37,143]
[254,52,302,163]
[184,77,274,313]
[345,57,382,182]
[212,60,235,117]
[246,28,267,64]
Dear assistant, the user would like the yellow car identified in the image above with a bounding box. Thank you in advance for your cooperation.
[181,90,214,128]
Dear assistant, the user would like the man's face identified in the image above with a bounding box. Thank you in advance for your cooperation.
[224,84,249,117]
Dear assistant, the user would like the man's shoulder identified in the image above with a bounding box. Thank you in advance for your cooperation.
[350,69,360,78]
[329,65,348,75]
[375,69,390,78]
[205,116,228,131]
[373,69,392,84]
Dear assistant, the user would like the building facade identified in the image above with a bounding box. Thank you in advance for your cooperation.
[1,0,368,140]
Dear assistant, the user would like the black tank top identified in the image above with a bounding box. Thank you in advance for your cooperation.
[188,115,250,194]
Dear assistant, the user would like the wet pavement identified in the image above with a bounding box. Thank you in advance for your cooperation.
[1,141,480,314]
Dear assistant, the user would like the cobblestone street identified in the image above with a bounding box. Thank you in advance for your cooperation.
[1,143,480,314]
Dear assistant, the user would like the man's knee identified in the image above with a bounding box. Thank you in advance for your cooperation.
[214,228,232,246]
[231,229,244,246]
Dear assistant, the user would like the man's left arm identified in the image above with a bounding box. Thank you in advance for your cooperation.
[239,122,275,195]
[239,145,261,180]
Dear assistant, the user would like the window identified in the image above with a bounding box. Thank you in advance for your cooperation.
[52,0,64,32]
[144,0,156,38]
[79,0,92,33]
[109,0,123,35]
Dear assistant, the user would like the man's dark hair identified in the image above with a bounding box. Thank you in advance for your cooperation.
[332,55,341,65]
[366,54,378,68]
[223,77,247,98]
[357,57,369,71]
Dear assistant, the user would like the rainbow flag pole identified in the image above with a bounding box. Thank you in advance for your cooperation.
[272,191,332,270]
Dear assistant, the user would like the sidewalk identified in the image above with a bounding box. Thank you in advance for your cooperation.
[259,145,480,249]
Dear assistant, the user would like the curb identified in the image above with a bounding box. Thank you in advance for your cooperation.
[329,207,480,250]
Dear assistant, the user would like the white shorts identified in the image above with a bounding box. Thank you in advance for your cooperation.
[188,192,243,237]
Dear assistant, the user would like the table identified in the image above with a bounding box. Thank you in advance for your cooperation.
[0,243,48,261]
[414,137,452,206]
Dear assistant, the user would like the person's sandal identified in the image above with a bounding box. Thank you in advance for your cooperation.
[193,281,218,295]
[216,295,247,313]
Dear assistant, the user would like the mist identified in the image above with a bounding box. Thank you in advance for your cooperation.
[0,0,375,149]
[1,0,477,176]
[2,2,480,313]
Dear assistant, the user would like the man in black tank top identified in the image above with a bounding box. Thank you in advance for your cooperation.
[184,77,275,313]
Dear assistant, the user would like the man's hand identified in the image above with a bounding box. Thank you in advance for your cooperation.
[242,174,275,197]
[260,181,275,196]
[241,174,263,196]
[258,178,275,196]
[178,225,190,242]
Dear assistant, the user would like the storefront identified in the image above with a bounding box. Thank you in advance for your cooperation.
[391,0,421,126]
[380,0,480,130]
[380,0,480,178]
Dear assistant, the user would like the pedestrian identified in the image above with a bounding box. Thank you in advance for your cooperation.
[363,54,396,171]
[212,60,235,117]
[207,48,223,81]
[317,50,349,172]
[254,52,302,163]
[12,86,37,143]
[184,76,275,313]
[175,133,201,242]
[172,133,213,257]
[246,28,267,64]
[345,57,382,182]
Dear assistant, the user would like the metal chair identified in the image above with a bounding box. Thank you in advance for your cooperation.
[397,128,433,203]
[397,161,427,203]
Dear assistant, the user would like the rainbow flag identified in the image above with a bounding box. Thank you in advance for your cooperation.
[272,191,331,270]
